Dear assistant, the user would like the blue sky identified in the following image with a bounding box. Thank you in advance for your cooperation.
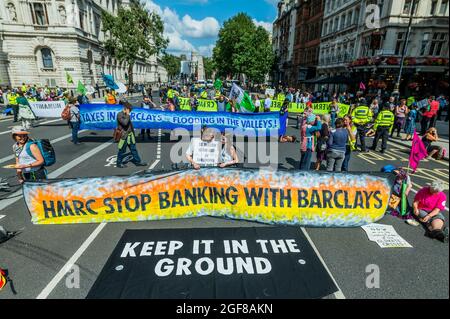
[144,0,277,57]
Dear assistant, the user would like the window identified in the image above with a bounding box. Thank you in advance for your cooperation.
[403,0,412,14]
[79,10,85,30]
[430,0,438,14]
[41,48,53,68]
[429,32,448,56]
[420,32,430,55]
[395,32,406,55]
[354,8,360,24]
[30,2,49,25]
[440,0,448,14]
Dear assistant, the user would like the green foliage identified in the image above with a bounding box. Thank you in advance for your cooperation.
[203,57,215,79]
[161,53,181,79]
[101,0,168,86]
[212,13,274,83]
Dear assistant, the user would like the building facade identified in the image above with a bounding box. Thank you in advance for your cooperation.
[0,0,167,88]
[317,0,449,95]
[292,0,324,89]
[272,0,298,86]
[179,51,205,83]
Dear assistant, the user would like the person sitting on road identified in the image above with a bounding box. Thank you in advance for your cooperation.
[186,127,220,170]
[12,126,46,183]
[381,165,419,226]
[219,133,239,168]
[413,181,448,243]
[422,127,446,160]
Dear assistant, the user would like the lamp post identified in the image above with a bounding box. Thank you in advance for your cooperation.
[393,0,418,96]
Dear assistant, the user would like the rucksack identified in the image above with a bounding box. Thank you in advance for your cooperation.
[61,105,71,121]
[26,139,56,167]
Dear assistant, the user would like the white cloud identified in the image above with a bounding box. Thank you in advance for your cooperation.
[198,44,215,57]
[145,1,219,39]
[253,19,273,34]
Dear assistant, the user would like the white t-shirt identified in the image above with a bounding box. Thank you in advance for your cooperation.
[264,98,271,111]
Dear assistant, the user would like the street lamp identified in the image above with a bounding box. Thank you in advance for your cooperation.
[393,0,418,96]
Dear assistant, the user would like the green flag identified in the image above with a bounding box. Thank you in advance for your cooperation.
[66,71,74,84]
[229,83,255,113]
[77,80,86,95]
[214,79,222,90]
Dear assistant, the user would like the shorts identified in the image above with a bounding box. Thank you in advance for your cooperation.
[418,209,446,224]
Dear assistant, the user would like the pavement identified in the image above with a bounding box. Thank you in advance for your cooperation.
[0,93,448,299]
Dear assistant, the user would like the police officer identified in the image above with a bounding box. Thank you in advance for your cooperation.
[351,99,373,152]
[370,104,395,153]
[7,89,19,122]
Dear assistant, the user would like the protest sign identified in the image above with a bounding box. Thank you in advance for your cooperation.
[87,227,338,299]
[29,101,66,118]
[192,138,220,166]
[23,168,393,226]
[361,224,413,248]
[265,88,275,97]
[78,104,285,136]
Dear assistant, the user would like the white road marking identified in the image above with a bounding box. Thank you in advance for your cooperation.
[300,227,346,299]
[149,159,160,170]
[0,215,5,220]
[36,158,161,299]
[0,139,112,212]
[36,222,108,299]
[0,130,87,164]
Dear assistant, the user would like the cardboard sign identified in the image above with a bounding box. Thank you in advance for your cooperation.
[362,224,413,248]
[192,138,220,166]
[86,227,338,299]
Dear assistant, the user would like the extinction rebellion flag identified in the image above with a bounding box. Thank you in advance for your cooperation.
[229,83,255,113]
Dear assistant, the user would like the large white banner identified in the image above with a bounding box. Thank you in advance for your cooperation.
[29,101,66,118]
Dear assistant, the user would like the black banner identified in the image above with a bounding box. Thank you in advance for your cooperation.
[87,227,338,299]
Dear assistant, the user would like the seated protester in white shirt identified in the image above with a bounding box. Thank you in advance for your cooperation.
[186,127,221,170]
[219,133,239,168]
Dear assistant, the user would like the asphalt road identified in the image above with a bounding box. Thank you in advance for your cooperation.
[0,95,448,299]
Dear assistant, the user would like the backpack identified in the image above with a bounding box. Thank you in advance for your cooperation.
[61,105,71,121]
[26,139,56,167]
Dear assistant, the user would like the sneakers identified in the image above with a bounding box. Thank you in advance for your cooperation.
[135,162,147,167]
[406,219,420,226]
[116,163,127,168]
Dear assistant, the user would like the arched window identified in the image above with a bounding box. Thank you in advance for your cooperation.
[41,48,53,68]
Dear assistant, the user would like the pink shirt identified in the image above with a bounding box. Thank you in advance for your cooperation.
[414,187,447,211]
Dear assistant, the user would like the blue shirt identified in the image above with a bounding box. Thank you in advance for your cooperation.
[328,128,348,152]
[305,121,322,149]
[407,109,417,122]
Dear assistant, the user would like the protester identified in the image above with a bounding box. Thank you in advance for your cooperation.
[279,99,296,143]
[189,92,199,111]
[264,94,272,112]
[105,89,117,105]
[391,99,408,138]
[370,104,394,153]
[420,96,438,135]
[326,118,348,172]
[381,165,419,226]
[6,89,19,122]
[12,126,46,183]
[403,104,418,141]
[413,181,448,243]
[16,91,35,130]
[299,114,322,170]
[219,133,239,168]
[216,95,231,112]
[370,99,379,119]
[186,127,219,170]
[351,102,373,152]
[342,115,356,172]
[68,97,81,145]
[140,96,156,140]
[386,96,397,112]
[116,102,147,168]
[329,99,339,128]
[422,127,445,160]
[315,114,330,170]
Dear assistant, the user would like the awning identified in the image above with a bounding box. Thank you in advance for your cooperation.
[302,75,328,83]
[317,75,359,84]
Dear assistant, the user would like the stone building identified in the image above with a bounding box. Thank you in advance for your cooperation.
[0,0,167,88]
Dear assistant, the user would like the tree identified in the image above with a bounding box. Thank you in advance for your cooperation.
[212,13,274,84]
[203,57,215,80]
[161,53,181,80]
[101,0,168,87]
